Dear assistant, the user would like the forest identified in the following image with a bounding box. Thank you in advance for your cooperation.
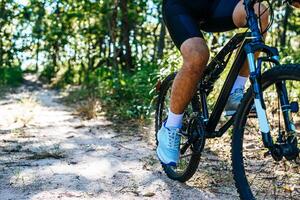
[0,0,300,199]
[0,0,299,120]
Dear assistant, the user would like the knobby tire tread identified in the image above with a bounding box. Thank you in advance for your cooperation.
[231,64,300,200]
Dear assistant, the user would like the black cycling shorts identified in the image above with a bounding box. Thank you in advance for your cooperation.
[163,0,240,49]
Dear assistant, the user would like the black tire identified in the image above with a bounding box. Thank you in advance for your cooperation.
[155,72,204,182]
[232,64,300,200]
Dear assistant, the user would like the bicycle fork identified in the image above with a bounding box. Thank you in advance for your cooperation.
[247,52,273,148]
[246,47,299,161]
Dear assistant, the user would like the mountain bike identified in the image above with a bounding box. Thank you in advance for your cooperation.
[155,0,300,199]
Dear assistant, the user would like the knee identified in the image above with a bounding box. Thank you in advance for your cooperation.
[180,38,210,74]
[233,1,269,28]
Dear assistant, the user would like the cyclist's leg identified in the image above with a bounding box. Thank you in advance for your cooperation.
[163,0,209,116]
[171,38,209,115]
[156,38,209,166]
[157,0,209,165]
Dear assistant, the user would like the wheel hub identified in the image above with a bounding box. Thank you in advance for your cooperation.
[271,142,299,161]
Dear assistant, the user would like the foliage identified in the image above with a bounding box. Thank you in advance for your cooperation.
[64,61,159,120]
[0,66,23,87]
[0,1,23,87]
[1,0,300,119]
[104,62,159,119]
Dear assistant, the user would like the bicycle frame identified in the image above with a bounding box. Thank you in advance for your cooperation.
[198,32,249,137]
[198,0,295,149]
[199,33,280,137]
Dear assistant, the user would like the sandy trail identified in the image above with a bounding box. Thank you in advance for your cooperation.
[0,76,237,200]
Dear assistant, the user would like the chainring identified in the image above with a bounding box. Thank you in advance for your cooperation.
[187,113,206,154]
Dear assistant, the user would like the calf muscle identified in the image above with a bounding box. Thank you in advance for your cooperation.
[170,38,209,114]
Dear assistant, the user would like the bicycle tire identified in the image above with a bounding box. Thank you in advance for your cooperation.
[232,64,300,200]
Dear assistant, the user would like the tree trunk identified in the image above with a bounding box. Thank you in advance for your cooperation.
[157,21,166,60]
[35,38,40,72]
[120,0,133,70]
[50,1,61,76]
[106,0,120,90]
[0,38,3,68]
[0,1,5,68]
[52,46,58,71]
[108,0,119,70]
[280,5,291,48]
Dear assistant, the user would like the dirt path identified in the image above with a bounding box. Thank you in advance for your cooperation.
[0,76,238,200]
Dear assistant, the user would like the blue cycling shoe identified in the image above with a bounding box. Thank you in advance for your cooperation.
[156,124,181,166]
[225,88,256,116]
[225,88,244,116]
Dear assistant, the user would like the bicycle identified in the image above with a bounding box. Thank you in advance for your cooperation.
[155,0,300,199]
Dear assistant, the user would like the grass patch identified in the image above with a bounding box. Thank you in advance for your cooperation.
[62,62,159,122]
[75,98,101,119]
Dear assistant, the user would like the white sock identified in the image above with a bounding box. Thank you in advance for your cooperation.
[165,109,184,128]
[231,75,248,94]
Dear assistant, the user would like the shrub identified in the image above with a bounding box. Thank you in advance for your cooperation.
[0,66,23,86]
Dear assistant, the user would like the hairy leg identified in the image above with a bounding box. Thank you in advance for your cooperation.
[233,0,270,77]
[170,38,209,114]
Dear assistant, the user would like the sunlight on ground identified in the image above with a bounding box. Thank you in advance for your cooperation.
[0,84,227,200]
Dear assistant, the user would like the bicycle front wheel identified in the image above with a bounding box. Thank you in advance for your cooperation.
[232,64,300,200]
